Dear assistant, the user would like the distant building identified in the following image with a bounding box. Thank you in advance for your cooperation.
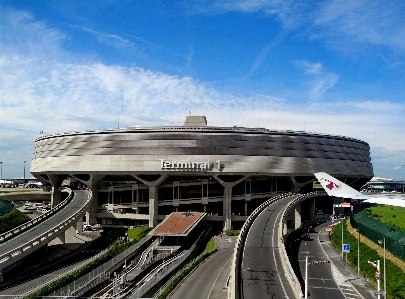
[362,178,405,193]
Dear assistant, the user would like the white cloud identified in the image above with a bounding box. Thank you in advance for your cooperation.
[1,5,405,180]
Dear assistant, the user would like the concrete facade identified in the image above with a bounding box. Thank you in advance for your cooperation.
[30,119,373,230]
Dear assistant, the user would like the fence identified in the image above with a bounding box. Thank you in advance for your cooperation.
[48,234,153,296]
[0,199,12,216]
[129,226,212,298]
[350,208,405,260]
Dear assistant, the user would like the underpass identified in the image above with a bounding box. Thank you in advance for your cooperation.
[0,189,91,282]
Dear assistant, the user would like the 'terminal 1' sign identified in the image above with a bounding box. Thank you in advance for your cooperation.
[159,159,221,170]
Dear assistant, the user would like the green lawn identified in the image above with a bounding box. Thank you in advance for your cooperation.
[366,205,405,232]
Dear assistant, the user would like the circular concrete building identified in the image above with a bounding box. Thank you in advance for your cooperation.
[30,116,373,229]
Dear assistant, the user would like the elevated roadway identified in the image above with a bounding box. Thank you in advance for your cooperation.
[0,190,91,282]
[239,194,298,299]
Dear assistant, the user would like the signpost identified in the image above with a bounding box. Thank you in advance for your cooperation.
[368,260,382,299]
[343,244,350,262]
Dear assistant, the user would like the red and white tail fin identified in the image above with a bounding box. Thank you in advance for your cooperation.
[314,172,361,197]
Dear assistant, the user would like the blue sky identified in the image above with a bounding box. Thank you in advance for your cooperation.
[1,0,405,180]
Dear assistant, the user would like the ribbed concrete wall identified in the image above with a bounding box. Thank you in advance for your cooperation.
[31,127,373,178]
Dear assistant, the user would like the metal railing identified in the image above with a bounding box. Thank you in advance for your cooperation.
[0,189,73,243]
[0,189,90,267]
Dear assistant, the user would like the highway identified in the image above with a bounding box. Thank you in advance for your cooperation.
[239,195,297,299]
[0,190,90,274]
[170,236,237,299]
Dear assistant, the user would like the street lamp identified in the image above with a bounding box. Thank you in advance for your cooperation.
[378,238,387,298]
[23,161,26,184]
[354,228,360,275]
[0,162,3,182]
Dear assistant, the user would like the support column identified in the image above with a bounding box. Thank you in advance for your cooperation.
[85,174,105,226]
[132,184,139,214]
[294,202,302,229]
[223,187,232,231]
[214,175,248,231]
[47,174,64,208]
[149,186,158,227]
[133,174,168,228]
[86,184,99,225]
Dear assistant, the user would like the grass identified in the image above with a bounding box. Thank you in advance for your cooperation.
[154,236,218,298]
[366,206,405,232]
[330,218,405,299]
[24,226,152,298]
[225,229,240,236]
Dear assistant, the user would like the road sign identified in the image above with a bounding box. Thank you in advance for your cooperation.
[343,244,350,253]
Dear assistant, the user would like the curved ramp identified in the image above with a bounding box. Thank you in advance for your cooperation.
[0,190,91,279]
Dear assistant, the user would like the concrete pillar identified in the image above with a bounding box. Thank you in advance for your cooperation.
[84,174,104,226]
[244,202,248,216]
[149,186,158,227]
[47,174,64,208]
[86,184,98,225]
[223,187,232,231]
[133,174,168,228]
[58,231,66,244]
[294,202,302,229]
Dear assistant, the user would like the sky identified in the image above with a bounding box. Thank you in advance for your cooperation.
[0,0,405,180]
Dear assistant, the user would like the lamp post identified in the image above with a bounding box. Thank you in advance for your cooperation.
[341,218,344,258]
[378,238,386,298]
[0,162,3,182]
[23,161,26,184]
[354,228,360,275]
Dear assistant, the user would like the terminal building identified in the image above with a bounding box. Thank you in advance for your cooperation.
[30,116,373,230]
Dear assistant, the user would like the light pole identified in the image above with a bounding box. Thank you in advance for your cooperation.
[23,161,26,184]
[354,228,360,275]
[0,162,3,182]
[378,238,386,298]
[341,218,344,258]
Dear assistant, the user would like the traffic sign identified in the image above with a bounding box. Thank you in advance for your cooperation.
[343,244,350,253]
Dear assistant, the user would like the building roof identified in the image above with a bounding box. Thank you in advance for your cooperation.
[153,211,206,237]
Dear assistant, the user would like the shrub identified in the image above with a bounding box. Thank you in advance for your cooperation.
[0,208,30,234]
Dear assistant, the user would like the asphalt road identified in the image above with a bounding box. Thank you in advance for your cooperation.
[0,190,89,269]
[240,195,298,299]
[170,235,237,299]
[298,221,370,299]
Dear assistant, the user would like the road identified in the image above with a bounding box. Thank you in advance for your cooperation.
[298,221,373,299]
[0,190,88,257]
[170,235,237,299]
[240,195,297,299]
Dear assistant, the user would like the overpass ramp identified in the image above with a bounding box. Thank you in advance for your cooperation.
[0,190,91,282]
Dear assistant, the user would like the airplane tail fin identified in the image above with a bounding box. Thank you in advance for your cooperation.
[314,172,361,197]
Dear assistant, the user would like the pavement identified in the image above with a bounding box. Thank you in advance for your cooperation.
[316,220,377,299]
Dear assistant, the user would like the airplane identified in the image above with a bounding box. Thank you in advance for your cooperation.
[314,172,405,208]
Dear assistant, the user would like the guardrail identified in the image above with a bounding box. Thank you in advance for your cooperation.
[230,192,295,299]
[279,192,324,298]
[0,189,91,269]
[0,189,73,244]
[49,234,154,297]
[230,191,325,299]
